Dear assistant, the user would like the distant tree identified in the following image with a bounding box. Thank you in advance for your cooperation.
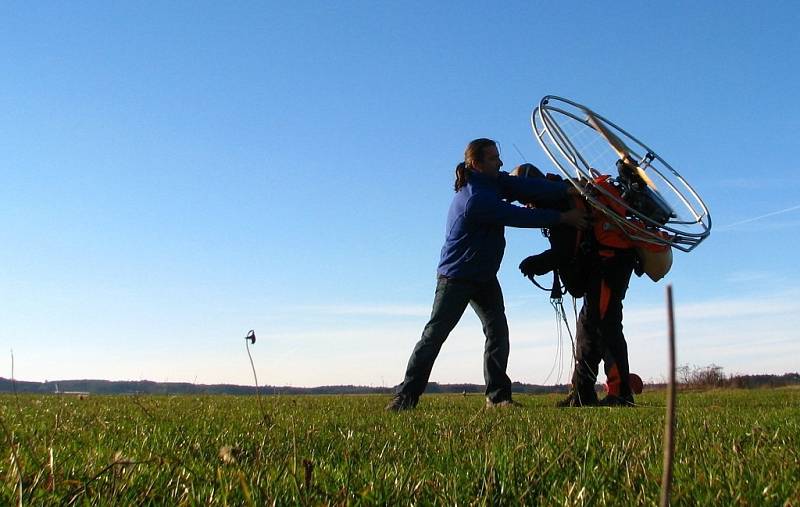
[727,372,800,389]
[677,364,726,388]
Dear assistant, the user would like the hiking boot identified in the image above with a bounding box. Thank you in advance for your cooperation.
[555,389,599,407]
[599,393,635,407]
[485,397,522,408]
[385,393,418,411]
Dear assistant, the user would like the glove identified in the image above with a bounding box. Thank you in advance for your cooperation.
[519,250,557,278]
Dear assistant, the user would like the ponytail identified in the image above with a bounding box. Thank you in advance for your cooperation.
[454,162,469,192]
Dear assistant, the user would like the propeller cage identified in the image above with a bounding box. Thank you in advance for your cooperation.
[531,95,712,253]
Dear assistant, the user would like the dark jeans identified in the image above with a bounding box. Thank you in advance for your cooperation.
[572,250,635,396]
[397,275,512,403]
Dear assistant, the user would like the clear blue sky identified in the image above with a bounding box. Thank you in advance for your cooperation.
[2,2,798,387]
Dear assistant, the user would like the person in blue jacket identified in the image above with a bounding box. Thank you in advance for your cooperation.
[386,138,589,410]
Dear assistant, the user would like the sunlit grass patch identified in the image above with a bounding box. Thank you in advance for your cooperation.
[1,389,798,504]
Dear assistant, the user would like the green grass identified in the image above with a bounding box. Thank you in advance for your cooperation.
[2,389,799,505]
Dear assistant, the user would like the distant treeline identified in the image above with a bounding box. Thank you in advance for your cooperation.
[675,365,800,390]
[726,373,800,388]
[1,373,797,395]
[0,378,570,395]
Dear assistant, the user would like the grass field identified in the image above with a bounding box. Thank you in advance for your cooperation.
[2,388,799,505]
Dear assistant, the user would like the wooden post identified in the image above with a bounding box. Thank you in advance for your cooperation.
[660,285,676,507]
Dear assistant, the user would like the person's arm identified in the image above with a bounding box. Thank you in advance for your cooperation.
[497,171,569,204]
[467,192,559,228]
[468,192,590,229]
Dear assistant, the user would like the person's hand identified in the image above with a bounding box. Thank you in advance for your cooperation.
[566,179,590,196]
[519,250,557,278]
[519,256,538,279]
[560,208,590,230]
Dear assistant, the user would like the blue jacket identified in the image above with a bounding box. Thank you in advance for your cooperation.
[437,170,567,281]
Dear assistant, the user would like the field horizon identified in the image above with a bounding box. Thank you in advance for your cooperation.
[3,369,799,396]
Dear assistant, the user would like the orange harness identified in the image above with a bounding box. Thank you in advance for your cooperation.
[579,176,671,318]
[589,175,671,254]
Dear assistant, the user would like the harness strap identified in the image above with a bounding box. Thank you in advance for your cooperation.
[550,269,563,300]
[606,363,622,396]
[599,279,611,319]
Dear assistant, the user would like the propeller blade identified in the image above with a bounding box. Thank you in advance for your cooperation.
[586,111,629,160]
[587,110,659,191]
[636,165,658,190]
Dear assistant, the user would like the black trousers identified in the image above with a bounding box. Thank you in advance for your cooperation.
[397,275,512,403]
[571,249,635,396]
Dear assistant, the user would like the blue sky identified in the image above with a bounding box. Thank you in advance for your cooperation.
[2,2,798,387]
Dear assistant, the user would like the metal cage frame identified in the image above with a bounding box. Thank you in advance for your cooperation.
[531,95,711,252]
